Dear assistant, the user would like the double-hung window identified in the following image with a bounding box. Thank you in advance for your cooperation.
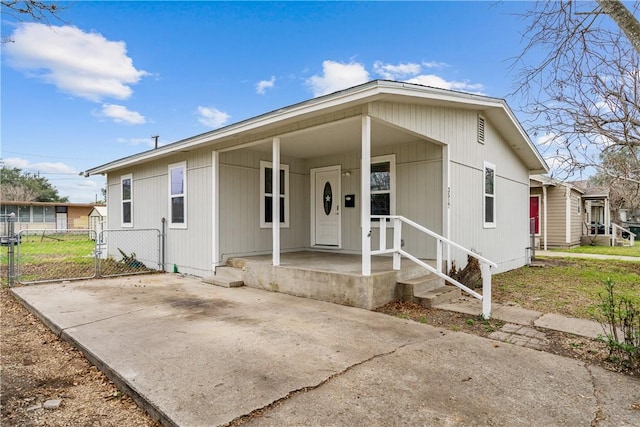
[260,160,289,228]
[169,162,187,228]
[370,155,396,222]
[121,174,133,227]
[483,162,496,228]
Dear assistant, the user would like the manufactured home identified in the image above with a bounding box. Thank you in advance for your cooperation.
[87,80,548,313]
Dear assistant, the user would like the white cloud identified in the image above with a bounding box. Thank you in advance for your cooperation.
[535,133,559,147]
[99,104,146,125]
[373,61,422,80]
[306,60,370,97]
[197,106,230,128]
[2,157,77,174]
[256,76,276,94]
[405,74,484,94]
[4,23,148,101]
[422,60,449,69]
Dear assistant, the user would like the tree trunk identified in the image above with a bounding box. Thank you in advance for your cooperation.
[597,0,640,55]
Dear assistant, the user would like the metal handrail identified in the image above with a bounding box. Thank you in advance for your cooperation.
[371,215,496,318]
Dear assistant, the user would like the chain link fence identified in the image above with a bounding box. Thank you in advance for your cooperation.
[97,229,162,277]
[1,224,163,285]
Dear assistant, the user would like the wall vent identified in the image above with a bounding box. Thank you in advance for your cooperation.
[477,115,485,144]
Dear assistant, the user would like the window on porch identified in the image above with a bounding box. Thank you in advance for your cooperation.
[370,155,395,222]
[260,160,289,228]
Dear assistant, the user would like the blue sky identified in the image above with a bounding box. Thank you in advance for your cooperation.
[2,1,539,202]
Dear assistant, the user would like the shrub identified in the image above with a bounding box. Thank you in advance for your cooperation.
[596,278,640,371]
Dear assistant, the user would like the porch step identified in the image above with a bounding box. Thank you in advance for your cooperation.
[203,266,244,288]
[414,285,461,308]
[397,274,461,307]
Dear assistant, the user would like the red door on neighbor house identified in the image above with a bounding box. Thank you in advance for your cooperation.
[529,196,540,234]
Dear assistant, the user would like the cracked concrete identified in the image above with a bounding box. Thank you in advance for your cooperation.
[11,274,640,427]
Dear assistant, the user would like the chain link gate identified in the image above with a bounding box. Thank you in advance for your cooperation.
[3,226,163,285]
[97,229,162,277]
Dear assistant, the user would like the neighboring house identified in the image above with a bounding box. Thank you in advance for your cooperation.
[87,80,547,285]
[88,206,107,239]
[529,175,583,250]
[0,201,101,233]
[529,176,634,247]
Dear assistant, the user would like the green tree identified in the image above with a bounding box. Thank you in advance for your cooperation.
[0,166,69,202]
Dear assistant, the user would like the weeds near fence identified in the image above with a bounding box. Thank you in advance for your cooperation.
[596,278,640,371]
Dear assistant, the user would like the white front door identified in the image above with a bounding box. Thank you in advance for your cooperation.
[312,166,341,247]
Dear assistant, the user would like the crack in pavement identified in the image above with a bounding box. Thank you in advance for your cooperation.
[57,308,147,338]
[222,340,419,426]
[586,363,605,427]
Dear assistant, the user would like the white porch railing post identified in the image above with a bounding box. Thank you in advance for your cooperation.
[481,262,492,319]
[393,217,401,270]
[379,218,386,252]
[436,239,442,274]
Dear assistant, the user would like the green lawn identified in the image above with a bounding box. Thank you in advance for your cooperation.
[493,258,640,320]
[551,242,640,257]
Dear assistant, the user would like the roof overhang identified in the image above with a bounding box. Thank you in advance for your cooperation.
[86,80,548,175]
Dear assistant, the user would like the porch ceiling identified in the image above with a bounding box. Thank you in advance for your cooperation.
[251,117,421,159]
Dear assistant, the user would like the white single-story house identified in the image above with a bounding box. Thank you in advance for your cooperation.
[87,80,548,314]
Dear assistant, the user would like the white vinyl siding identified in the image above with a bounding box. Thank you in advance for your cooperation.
[168,162,187,229]
[484,162,496,228]
[260,160,290,228]
[121,174,133,227]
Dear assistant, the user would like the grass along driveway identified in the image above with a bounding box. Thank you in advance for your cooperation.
[550,242,639,257]
[492,258,640,320]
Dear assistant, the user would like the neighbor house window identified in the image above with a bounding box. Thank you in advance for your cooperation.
[260,160,289,228]
[484,162,496,228]
[168,162,187,228]
[370,154,396,222]
[121,174,133,227]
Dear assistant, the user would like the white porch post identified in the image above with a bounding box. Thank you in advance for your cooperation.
[272,137,281,266]
[543,186,548,250]
[604,198,610,236]
[212,151,220,269]
[361,116,371,276]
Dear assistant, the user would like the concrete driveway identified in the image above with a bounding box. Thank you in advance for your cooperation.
[11,274,640,426]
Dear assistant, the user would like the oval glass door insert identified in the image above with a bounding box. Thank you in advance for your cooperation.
[323,182,332,215]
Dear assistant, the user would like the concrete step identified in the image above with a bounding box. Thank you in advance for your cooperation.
[203,266,244,288]
[414,285,461,308]
[397,274,445,302]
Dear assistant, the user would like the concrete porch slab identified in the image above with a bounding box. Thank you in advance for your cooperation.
[229,251,436,310]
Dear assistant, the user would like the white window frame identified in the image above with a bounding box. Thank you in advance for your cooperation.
[168,162,187,229]
[260,160,290,228]
[370,154,396,227]
[121,174,133,228]
[483,161,496,228]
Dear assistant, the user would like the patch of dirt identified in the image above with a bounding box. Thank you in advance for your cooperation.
[375,301,639,377]
[1,286,160,427]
